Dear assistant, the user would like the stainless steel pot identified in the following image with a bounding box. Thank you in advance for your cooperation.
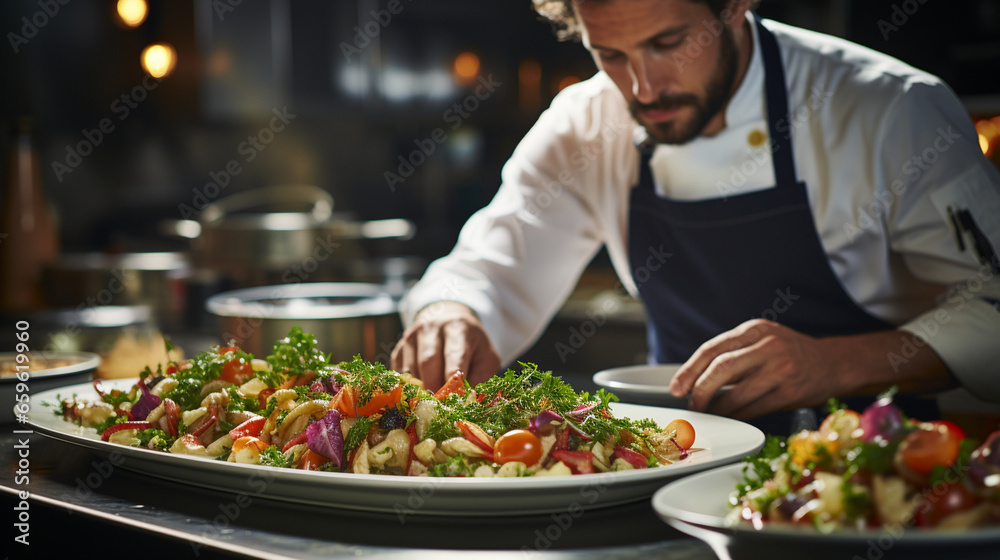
[165,185,414,281]
[204,282,401,364]
[43,252,190,327]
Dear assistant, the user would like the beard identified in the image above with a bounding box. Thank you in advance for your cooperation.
[630,24,739,145]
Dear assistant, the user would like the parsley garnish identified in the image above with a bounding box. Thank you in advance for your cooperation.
[137,428,176,450]
[259,445,291,468]
[345,416,376,451]
[736,435,786,499]
[265,327,331,382]
[427,454,475,477]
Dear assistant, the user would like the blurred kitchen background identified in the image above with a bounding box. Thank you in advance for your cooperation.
[1,0,999,403]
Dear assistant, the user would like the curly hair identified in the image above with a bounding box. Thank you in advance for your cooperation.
[534,0,762,41]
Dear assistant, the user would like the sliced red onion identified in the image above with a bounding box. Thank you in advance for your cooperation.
[566,402,598,421]
[528,410,564,434]
[969,431,1000,489]
[306,409,343,468]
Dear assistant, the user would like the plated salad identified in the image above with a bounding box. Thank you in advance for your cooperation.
[729,396,1000,531]
[53,328,698,477]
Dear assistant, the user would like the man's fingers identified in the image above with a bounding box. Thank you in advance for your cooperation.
[706,370,777,417]
[688,343,769,411]
[671,321,771,397]
[415,325,446,390]
[726,391,786,421]
[465,334,501,385]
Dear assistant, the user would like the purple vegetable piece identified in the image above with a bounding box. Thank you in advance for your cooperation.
[306,409,343,468]
[968,431,1000,491]
[130,377,163,421]
[529,410,564,433]
[566,402,598,421]
[859,398,905,442]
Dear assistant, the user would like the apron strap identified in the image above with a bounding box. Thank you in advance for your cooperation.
[755,14,799,186]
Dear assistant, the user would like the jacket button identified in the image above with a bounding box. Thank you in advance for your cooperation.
[747,129,767,147]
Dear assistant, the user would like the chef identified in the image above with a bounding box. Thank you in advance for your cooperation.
[391,0,1000,424]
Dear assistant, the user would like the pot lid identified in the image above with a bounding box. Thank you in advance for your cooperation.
[205,282,397,319]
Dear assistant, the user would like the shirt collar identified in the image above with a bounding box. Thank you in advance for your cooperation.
[722,11,765,130]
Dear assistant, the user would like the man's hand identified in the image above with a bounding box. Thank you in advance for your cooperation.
[668,319,954,420]
[391,301,501,391]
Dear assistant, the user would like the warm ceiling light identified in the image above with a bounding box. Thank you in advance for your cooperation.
[141,43,177,78]
[117,0,148,28]
[453,52,480,85]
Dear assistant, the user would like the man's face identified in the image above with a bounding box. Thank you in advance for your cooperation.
[576,0,742,144]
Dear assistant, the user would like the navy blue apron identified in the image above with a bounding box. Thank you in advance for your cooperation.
[627,15,938,433]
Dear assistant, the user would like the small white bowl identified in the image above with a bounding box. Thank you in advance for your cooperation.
[593,364,689,408]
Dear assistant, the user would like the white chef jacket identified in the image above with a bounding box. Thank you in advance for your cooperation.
[400,14,1000,401]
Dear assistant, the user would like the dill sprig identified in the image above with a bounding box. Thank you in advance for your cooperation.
[265,327,331,381]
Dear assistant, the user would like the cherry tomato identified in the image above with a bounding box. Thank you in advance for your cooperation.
[915,481,979,527]
[897,424,961,475]
[218,347,253,384]
[232,436,267,455]
[665,419,696,450]
[927,420,967,443]
[494,429,543,466]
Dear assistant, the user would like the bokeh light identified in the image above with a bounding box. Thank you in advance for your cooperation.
[141,43,177,79]
[116,0,148,28]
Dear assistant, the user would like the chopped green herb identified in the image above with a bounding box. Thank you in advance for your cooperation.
[345,416,376,451]
[259,445,291,468]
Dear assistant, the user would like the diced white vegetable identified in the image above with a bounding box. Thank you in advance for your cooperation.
[611,458,635,471]
[810,471,845,518]
[440,437,489,459]
[239,377,268,398]
[170,435,209,457]
[206,434,232,458]
[368,429,410,469]
[473,464,495,477]
[150,377,178,397]
[413,400,437,441]
[352,441,371,474]
[182,407,207,426]
[108,429,139,446]
[496,462,526,477]
[535,461,573,477]
[79,402,115,428]
[872,475,920,526]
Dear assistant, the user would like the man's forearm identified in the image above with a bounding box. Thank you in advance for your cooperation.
[822,330,959,397]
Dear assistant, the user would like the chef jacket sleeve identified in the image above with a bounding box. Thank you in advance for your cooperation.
[877,79,1000,401]
[399,91,610,365]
